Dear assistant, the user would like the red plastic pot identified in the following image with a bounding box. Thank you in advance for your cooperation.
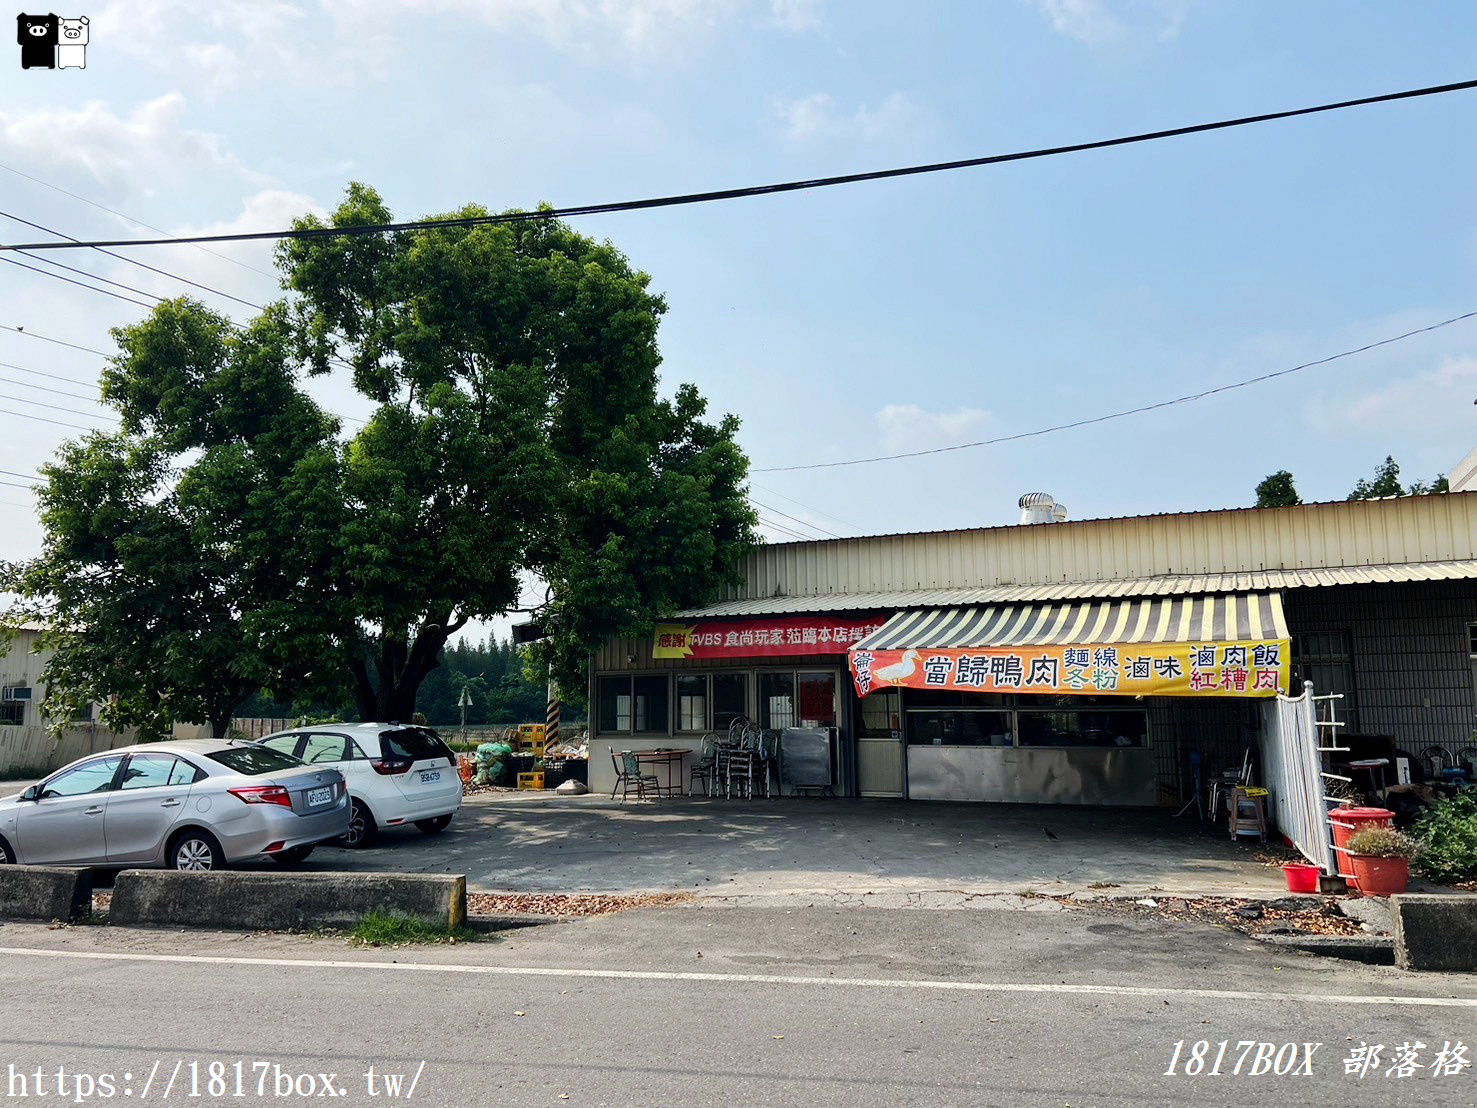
[1282,863,1321,893]
[1329,806,1394,890]
[1348,854,1410,897]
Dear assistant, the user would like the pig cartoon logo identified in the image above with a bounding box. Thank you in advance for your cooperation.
[17,12,87,70]
[57,14,85,68]
[16,13,58,68]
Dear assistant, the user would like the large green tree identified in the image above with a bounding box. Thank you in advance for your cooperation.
[6,184,755,732]
[2,302,348,737]
[1349,455,1449,500]
[280,185,756,714]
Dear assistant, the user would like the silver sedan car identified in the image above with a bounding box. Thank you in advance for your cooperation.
[0,739,349,870]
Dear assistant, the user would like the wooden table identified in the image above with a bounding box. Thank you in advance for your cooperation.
[635,748,691,796]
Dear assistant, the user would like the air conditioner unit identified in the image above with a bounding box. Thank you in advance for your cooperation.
[2,686,33,703]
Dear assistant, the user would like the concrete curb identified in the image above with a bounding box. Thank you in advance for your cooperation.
[1253,933,1395,966]
[0,866,92,923]
[1391,893,1477,972]
[110,871,467,932]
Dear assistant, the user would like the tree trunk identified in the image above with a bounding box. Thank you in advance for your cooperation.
[356,624,452,722]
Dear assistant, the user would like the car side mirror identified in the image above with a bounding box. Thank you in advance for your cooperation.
[19,785,40,802]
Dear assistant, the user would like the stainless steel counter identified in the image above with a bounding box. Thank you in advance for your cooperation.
[905,745,1156,805]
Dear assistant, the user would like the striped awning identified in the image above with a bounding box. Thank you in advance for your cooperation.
[855,593,1288,651]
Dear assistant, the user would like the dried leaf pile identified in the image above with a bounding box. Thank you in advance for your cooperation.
[469,891,694,918]
[1091,894,1365,937]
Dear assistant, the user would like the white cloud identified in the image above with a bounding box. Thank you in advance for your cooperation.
[96,0,308,94]
[775,91,922,144]
[0,94,262,202]
[1029,0,1189,46]
[768,0,823,32]
[875,404,993,452]
[1317,356,1477,437]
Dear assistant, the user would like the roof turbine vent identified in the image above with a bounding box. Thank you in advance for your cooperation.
[1018,492,1061,525]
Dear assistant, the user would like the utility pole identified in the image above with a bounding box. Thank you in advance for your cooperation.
[458,685,471,745]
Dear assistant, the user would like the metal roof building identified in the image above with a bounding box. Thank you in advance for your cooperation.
[590,493,1477,808]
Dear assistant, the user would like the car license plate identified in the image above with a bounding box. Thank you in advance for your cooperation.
[419,770,441,784]
[307,786,333,807]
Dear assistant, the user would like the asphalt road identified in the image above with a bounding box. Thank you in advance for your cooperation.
[1,905,1473,1106]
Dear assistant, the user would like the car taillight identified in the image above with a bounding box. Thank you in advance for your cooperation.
[228,785,293,807]
[370,758,412,775]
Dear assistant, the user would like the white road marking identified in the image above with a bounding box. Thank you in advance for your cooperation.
[0,945,1471,1009]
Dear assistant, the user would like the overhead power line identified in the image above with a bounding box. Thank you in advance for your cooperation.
[5,78,1477,253]
[0,467,42,482]
[0,324,111,358]
[0,256,154,308]
[754,514,816,542]
[0,374,105,403]
[0,360,101,390]
[0,391,119,422]
[0,160,277,278]
[755,308,1477,473]
[0,408,99,431]
[0,209,266,311]
[748,497,844,539]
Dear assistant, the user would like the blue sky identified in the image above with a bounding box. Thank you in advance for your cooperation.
[2,0,1476,570]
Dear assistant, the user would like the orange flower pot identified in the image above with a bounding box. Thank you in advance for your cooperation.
[1348,854,1409,897]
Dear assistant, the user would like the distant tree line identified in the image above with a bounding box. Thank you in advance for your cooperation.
[1255,456,1450,509]
[240,634,584,727]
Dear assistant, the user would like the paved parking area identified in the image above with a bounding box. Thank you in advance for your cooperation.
[298,793,1291,901]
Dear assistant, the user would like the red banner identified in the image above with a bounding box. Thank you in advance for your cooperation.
[652,615,886,659]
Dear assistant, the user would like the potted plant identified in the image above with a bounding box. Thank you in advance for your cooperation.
[1344,826,1421,896]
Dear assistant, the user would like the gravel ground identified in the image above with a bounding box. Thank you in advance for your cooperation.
[468,891,694,917]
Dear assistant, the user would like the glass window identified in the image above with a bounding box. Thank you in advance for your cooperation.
[0,704,25,725]
[598,676,633,732]
[905,690,1012,708]
[381,728,451,761]
[858,690,900,738]
[1293,631,1359,733]
[301,733,349,763]
[260,734,302,757]
[167,759,201,786]
[632,675,669,734]
[676,675,708,731]
[906,711,1013,746]
[118,754,180,790]
[712,673,748,732]
[1016,710,1147,748]
[797,672,837,728]
[759,672,796,730]
[40,756,122,797]
[206,745,303,776]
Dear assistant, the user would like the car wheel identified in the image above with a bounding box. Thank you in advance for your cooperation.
[269,845,314,866]
[414,814,453,834]
[338,799,377,848]
[168,829,224,872]
[0,836,14,864]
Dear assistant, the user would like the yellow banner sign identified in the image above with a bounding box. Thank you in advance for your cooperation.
[849,640,1291,699]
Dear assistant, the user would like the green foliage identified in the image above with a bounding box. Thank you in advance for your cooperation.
[1345,825,1421,860]
[1254,470,1301,508]
[348,909,478,947]
[6,181,754,733]
[1,301,349,737]
[1412,794,1477,883]
[1349,456,1448,500]
[281,185,757,709]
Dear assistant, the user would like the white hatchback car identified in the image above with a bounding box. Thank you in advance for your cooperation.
[257,724,462,848]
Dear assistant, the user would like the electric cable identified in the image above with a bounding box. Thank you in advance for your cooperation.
[754,308,1477,472]
[5,78,1475,252]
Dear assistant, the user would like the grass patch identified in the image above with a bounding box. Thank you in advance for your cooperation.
[349,909,478,947]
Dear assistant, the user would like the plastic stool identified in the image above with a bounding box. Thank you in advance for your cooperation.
[1229,786,1267,842]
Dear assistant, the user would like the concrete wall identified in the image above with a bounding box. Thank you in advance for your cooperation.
[0,723,137,776]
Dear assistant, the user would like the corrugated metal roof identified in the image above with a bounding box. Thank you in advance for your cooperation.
[678,559,1477,618]
[857,594,1288,651]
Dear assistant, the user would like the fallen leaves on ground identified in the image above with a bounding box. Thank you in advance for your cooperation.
[469,891,695,918]
[1092,894,1364,937]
